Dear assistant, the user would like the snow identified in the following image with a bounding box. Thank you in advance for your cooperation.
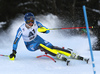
[0,22,6,28]
[0,14,99,74]
[98,20,100,26]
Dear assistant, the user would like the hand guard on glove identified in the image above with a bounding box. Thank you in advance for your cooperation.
[38,27,49,33]
[9,50,17,60]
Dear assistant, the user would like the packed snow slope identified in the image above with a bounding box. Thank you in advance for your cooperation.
[0,14,99,74]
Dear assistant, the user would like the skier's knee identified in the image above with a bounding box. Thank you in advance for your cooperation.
[38,44,57,56]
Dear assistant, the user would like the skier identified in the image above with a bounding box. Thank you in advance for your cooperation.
[9,12,89,65]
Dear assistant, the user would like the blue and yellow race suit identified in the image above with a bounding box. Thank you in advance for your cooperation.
[13,20,53,52]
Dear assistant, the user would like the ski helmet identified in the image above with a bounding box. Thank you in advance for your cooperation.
[24,12,35,24]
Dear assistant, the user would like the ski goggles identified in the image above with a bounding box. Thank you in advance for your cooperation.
[26,20,34,24]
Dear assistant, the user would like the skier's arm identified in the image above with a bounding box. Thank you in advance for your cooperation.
[36,21,50,33]
[13,28,22,51]
[9,28,22,60]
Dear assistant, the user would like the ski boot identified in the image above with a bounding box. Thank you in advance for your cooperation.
[77,56,89,64]
[56,53,70,65]
[71,52,78,59]
[71,52,89,64]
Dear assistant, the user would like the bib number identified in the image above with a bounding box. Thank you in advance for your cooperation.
[28,29,36,40]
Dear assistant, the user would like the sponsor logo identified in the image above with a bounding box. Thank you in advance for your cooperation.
[17,31,22,38]
[30,44,33,48]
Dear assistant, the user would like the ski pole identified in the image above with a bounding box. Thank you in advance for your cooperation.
[48,26,93,30]
[0,54,9,57]
[0,54,15,61]
[38,26,93,32]
[86,7,100,14]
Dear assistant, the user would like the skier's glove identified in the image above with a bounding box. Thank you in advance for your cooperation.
[9,50,17,61]
[38,27,49,33]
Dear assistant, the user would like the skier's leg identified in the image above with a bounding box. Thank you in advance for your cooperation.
[56,53,70,65]
[38,44,71,57]
[38,44,71,65]
[69,49,89,63]
[52,46,89,63]
[38,44,70,65]
[38,44,68,59]
[38,44,57,56]
[56,53,67,61]
[52,46,71,57]
[35,35,71,57]
[77,56,89,63]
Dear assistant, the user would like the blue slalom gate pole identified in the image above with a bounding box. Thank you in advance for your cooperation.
[83,5,96,74]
